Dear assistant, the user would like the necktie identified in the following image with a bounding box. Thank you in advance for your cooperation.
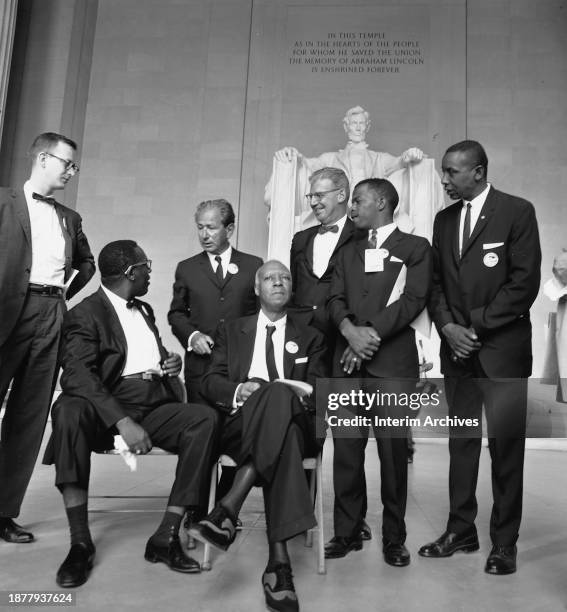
[265,325,279,382]
[318,224,339,234]
[461,202,472,255]
[368,229,377,249]
[32,192,57,206]
[215,255,224,283]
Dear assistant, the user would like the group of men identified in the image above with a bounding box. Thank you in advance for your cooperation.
[0,132,541,612]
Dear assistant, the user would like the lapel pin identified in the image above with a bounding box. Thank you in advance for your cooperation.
[285,341,299,354]
[227,263,239,275]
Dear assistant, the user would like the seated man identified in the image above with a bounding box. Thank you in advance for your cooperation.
[189,260,327,612]
[43,240,218,587]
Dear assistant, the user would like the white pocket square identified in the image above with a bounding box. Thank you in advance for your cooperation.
[390,255,403,263]
[295,357,308,364]
[483,242,504,249]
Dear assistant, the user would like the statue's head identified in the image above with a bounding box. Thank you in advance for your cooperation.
[343,106,371,143]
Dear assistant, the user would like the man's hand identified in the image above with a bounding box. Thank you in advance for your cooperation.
[161,352,182,377]
[401,147,424,165]
[340,346,363,375]
[340,319,380,359]
[274,147,300,163]
[116,416,152,454]
[190,332,214,355]
[236,381,262,403]
[442,323,481,359]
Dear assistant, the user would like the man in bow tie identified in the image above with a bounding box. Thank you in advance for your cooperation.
[43,240,218,587]
[0,132,95,545]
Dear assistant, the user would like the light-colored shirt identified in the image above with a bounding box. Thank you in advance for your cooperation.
[101,286,162,375]
[206,245,233,279]
[458,183,491,256]
[369,222,397,248]
[24,180,66,287]
[312,214,347,278]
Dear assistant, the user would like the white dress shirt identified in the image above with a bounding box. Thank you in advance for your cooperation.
[24,180,66,287]
[206,245,233,279]
[312,214,348,278]
[369,222,397,248]
[458,183,491,256]
[102,286,162,375]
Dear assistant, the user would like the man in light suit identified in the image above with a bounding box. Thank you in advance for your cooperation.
[168,199,263,402]
[325,178,432,566]
[43,240,217,587]
[189,260,326,612]
[0,132,95,544]
[419,140,541,575]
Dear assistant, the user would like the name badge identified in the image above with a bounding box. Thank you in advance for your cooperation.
[483,252,499,268]
[365,248,389,273]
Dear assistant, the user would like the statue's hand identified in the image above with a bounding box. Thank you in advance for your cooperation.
[275,146,299,163]
[401,147,424,165]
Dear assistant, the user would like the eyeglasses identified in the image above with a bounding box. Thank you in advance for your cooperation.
[42,151,80,173]
[305,188,342,203]
[124,260,152,276]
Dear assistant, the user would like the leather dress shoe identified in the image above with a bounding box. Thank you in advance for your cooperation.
[324,535,362,559]
[383,541,410,567]
[418,528,479,558]
[359,520,372,541]
[145,533,201,573]
[56,542,95,588]
[188,504,237,551]
[262,563,299,612]
[485,544,517,575]
[0,518,34,543]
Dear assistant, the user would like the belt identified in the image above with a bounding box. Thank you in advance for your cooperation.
[122,372,162,381]
[28,283,64,296]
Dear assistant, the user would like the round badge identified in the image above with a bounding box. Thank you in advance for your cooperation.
[483,252,499,268]
[285,341,299,354]
[377,248,389,259]
[227,263,239,275]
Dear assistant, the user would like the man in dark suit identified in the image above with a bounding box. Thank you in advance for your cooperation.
[168,198,263,402]
[419,140,541,575]
[325,178,432,566]
[189,260,326,612]
[0,132,95,544]
[43,240,218,587]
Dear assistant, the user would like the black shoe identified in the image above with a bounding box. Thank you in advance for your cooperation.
[56,542,95,588]
[262,563,299,612]
[188,505,237,551]
[418,528,479,558]
[383,541,410,567]
[359,520,372,541]
[485,544,517,575]
[0,518,34,543]
[144,532,201,573]
[324,535,363,559]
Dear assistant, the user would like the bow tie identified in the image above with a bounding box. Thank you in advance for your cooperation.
[32,192,58,206]
[126,299,140,310]
[318,224,339,234]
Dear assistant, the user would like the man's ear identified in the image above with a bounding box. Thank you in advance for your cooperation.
[226,223,235,239]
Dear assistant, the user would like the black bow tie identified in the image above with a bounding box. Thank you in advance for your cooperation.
[32,192,58,206]
[126,299,139,310]
[318,224,339,234]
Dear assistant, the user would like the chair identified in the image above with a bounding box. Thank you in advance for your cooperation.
[201,453,325,574]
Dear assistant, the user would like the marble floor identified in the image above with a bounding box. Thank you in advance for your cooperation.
[2,434,566,612]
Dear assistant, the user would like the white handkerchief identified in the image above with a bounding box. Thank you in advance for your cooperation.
[295,356,308,364]
[483,242,504,249]
[114,435,137,472]
[390,255,403,263]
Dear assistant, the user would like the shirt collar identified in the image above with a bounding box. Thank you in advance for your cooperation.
[464,183,491,211]
[369,222,397,247]
[206,245,232,267]
[101,285,130,313]
[258,309,287,331]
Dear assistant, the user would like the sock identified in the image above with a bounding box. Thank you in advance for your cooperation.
[152,510,183,543]
[65,504,92,547]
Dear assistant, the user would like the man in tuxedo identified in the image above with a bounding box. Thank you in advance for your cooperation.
[43,240,217,587]
[168,198,263,402]
[189,260,326,612]
[325,178,432,566]
[419,140,541,575]
[0,132,95,544]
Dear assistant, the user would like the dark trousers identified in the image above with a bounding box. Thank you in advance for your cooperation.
[331,378,409,544]
[43,379,218,508]
[0,293,64,518]
[220,382,320,543]
[445,362,527,546]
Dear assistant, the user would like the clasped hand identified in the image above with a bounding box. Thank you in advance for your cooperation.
[442,323,481,359]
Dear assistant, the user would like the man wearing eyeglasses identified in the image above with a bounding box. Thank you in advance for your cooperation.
[43,240,217,587]
[0,132,95,545]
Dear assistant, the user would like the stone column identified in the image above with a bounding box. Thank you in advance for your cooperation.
[0,0,18,143]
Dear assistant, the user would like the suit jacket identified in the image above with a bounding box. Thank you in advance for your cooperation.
[201,312,327,416]
[289,218,355,332]
[58,288,175,429]
[168,248,263,378]
[429,186,541,377]
[0,188,95,347]
[328,228,432,378]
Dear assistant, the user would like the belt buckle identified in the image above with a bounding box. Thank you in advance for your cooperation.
[141,372,156,381]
